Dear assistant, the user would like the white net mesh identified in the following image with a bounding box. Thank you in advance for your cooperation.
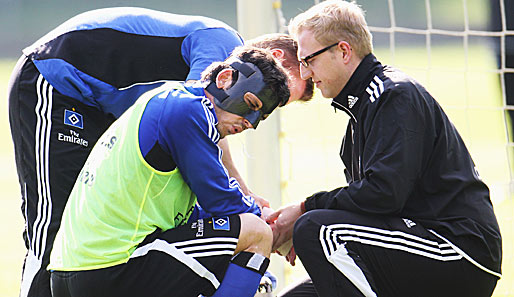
[275,0,513,295]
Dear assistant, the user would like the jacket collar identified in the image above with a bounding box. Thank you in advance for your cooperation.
[331,53,382,120]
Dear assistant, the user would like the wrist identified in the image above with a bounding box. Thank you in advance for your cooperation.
[300,200,306,213]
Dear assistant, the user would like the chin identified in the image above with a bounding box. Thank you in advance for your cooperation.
[320,90,333,99]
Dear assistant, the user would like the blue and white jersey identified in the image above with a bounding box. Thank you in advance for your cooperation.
[138,82,261,220]
[23,7,244,118]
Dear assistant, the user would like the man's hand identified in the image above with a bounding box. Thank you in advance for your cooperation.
[263,205,301,266]
[266,203,303,251]
[261,206,274,221]
[284,246,297,266]
[251,192,271,210]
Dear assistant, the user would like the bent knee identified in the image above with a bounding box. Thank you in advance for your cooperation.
[293,210,330,251]
[240,213,272,239]
[237,213,272,255]
[293,211,322,238]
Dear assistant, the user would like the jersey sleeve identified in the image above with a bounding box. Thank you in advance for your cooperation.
[305,86,426,215]
[181,27,244,81]
[186,203,216,223]
[159,95,261,218]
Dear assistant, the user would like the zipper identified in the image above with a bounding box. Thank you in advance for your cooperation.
[332,100,357,123]
[332,100,361,180]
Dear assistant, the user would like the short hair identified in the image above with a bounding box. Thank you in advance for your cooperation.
[247,33,314,102]
[247,33,299,69]
[288,0,373,59]
[201,45,290,107]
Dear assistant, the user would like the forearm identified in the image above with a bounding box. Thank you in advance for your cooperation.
[218,138,270,209]
[304,177,409,215]
[218,138,251,195]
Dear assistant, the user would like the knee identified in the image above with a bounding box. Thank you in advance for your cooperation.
[237,213,272,256]
[292,210,327,253]
[293,210,322,239]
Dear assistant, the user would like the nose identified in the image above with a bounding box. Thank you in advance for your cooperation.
[299,64,312,81]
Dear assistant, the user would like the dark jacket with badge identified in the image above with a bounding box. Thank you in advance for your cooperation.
[304,54,502,275]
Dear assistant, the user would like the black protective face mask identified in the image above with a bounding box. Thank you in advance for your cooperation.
[205,60,286,128]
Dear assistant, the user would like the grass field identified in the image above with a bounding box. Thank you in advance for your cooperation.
[0,59,26,297]
[1,42,513,296]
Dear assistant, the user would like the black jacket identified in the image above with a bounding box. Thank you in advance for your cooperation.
[304,54,502,275]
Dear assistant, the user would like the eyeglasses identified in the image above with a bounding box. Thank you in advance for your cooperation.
[299,42,339,68]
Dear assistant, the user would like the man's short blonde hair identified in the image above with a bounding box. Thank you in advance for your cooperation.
[288,0,373,59]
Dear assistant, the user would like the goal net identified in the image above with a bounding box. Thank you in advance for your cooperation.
[269,0,512,295]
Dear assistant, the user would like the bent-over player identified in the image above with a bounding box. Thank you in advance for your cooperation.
[48,46,290,297]
[8,7,313,297]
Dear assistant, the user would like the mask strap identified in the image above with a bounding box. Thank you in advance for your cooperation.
[230,61,255,77]
[205,81,229,102]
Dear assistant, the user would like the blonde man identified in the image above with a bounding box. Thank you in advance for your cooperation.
[269,1,501,296]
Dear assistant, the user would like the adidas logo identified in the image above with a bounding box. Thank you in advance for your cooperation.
[403,218,416,228]
[348,95,358,108]
[365,75,384,103]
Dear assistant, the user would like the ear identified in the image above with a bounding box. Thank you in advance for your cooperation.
[215,68,234,89]
[270,48,285,60]
[338,41,353,64]
[243,92,263,111]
